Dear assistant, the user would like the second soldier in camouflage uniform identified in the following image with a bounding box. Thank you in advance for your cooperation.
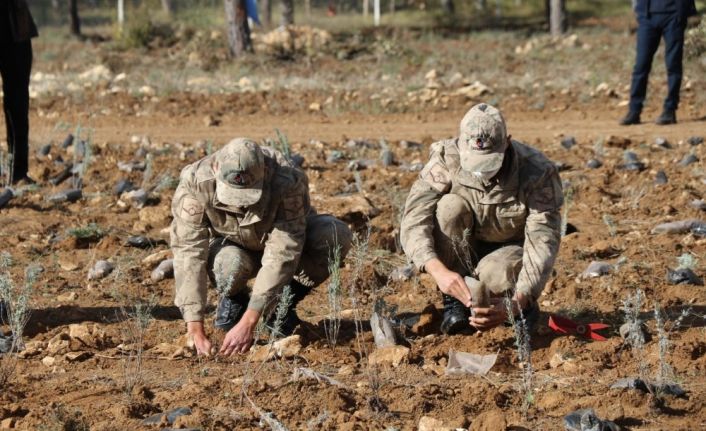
[171,138,352,356]
[400,103,563,334]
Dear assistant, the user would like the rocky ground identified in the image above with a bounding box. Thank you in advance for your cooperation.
[0,15,705,431]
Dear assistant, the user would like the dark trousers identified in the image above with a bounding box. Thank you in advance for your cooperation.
[0,40,32,183]
[628,12,686,113]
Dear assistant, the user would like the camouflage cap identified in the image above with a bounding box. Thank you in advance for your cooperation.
[458,103,509,174]
[215,138,265,207]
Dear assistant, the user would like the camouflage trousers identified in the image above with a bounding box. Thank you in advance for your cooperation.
[207,214,352,298]
[433,193,523,295]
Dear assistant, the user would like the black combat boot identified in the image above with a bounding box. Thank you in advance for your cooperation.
[440,294,470,335]
[655,109,676,125]
[214,292,250,331]
[267,280,312,336]
[619,111,641,126]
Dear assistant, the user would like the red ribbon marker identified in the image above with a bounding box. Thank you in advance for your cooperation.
[548,314,609,341]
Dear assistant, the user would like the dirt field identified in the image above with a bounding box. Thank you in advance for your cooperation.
[1,16,706,431]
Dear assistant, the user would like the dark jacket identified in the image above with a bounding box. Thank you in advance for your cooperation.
[634,0,697,21]
[1,0,38,43]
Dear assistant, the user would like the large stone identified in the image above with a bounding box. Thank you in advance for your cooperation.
[418,416,454,431]
[368,345,410,367]
[68,324,92,346]
[46,333,70,355]
[251,335,303,362]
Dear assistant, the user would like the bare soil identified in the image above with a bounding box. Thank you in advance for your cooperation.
[1,21,705,431]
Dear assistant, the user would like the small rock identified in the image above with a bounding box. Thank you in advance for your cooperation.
[560,136,576,150]
[652,219,705,234]
[619,321,650,343]
[550,352,571,369]
[368,345,409,367]
[203,115,220,127]
[1,417,17,429]
[251,335,302,362]
[117,160,146,173]
[389,264,414,282]
[690,200,706,211]
[308,102,321,111]
[17,340,45,358]
[142,407,192,425]
[655,170,668,185]
[0,189,14,209]
[687,136,703,146]
[605,135,631,148]
[326,150,345,164]
[582,261,612,278]
[126,235,162,249]
[37,143,52,158]
[57,291,78,302]
[87,260,114,280]
[61,134,74,149]
[151,259,174,282]
[586,159,602,169]
[113,179,135,196]
[142,249,172,267]
[68,324,92,345]
[667,268,703,285]
[678,153,699,167]
[400,140,422,151]
[418,416,453,431]
[47,189,82,204]
[654,137,671,149]
[48,164,73,186]
[41,356,56,367]
[564,408,619,431]
[122,189,148,209]
[65,351,91,362]
[138,205,170,226]
[347,159,375,171]
[619,151,645,171]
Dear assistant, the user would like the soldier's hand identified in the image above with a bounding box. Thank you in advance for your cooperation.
[187,321,213,357]
[220,321,255,356]
[469,298,507,331]
[426,259,472,307]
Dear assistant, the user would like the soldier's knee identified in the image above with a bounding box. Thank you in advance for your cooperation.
[476,245,523,295]
[306,215,351,255]
[436,194,473,234]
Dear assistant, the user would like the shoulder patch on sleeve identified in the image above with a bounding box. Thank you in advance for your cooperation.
[421,162,451,193]
[180,196,204,224]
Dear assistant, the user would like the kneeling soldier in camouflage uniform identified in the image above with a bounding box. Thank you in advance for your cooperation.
[171,138,352,356]
[400,103,563,335]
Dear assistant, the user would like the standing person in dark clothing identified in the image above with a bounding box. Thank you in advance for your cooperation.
[620,0,697,126]
[0,0,38,185]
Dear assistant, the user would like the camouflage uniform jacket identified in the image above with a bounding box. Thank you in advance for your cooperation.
[170,148,311,322]
[400,139,563,300]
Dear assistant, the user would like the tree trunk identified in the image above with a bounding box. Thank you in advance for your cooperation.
[281,0,294,25]
[441,0,454,14]
[224,0,252,57]
[549,0,567,36]
[69,0,81,36]
[118,0,125,29]
[389,0,395,15]
[262,0,272,26]
[363,0,369,17]
[161,0,175,17]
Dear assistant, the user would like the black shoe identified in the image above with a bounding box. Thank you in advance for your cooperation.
[440,294,470,335]
[267,280,312,336]
[655,110,676,125]
[619,111,641,126]
[214,293,249,331]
